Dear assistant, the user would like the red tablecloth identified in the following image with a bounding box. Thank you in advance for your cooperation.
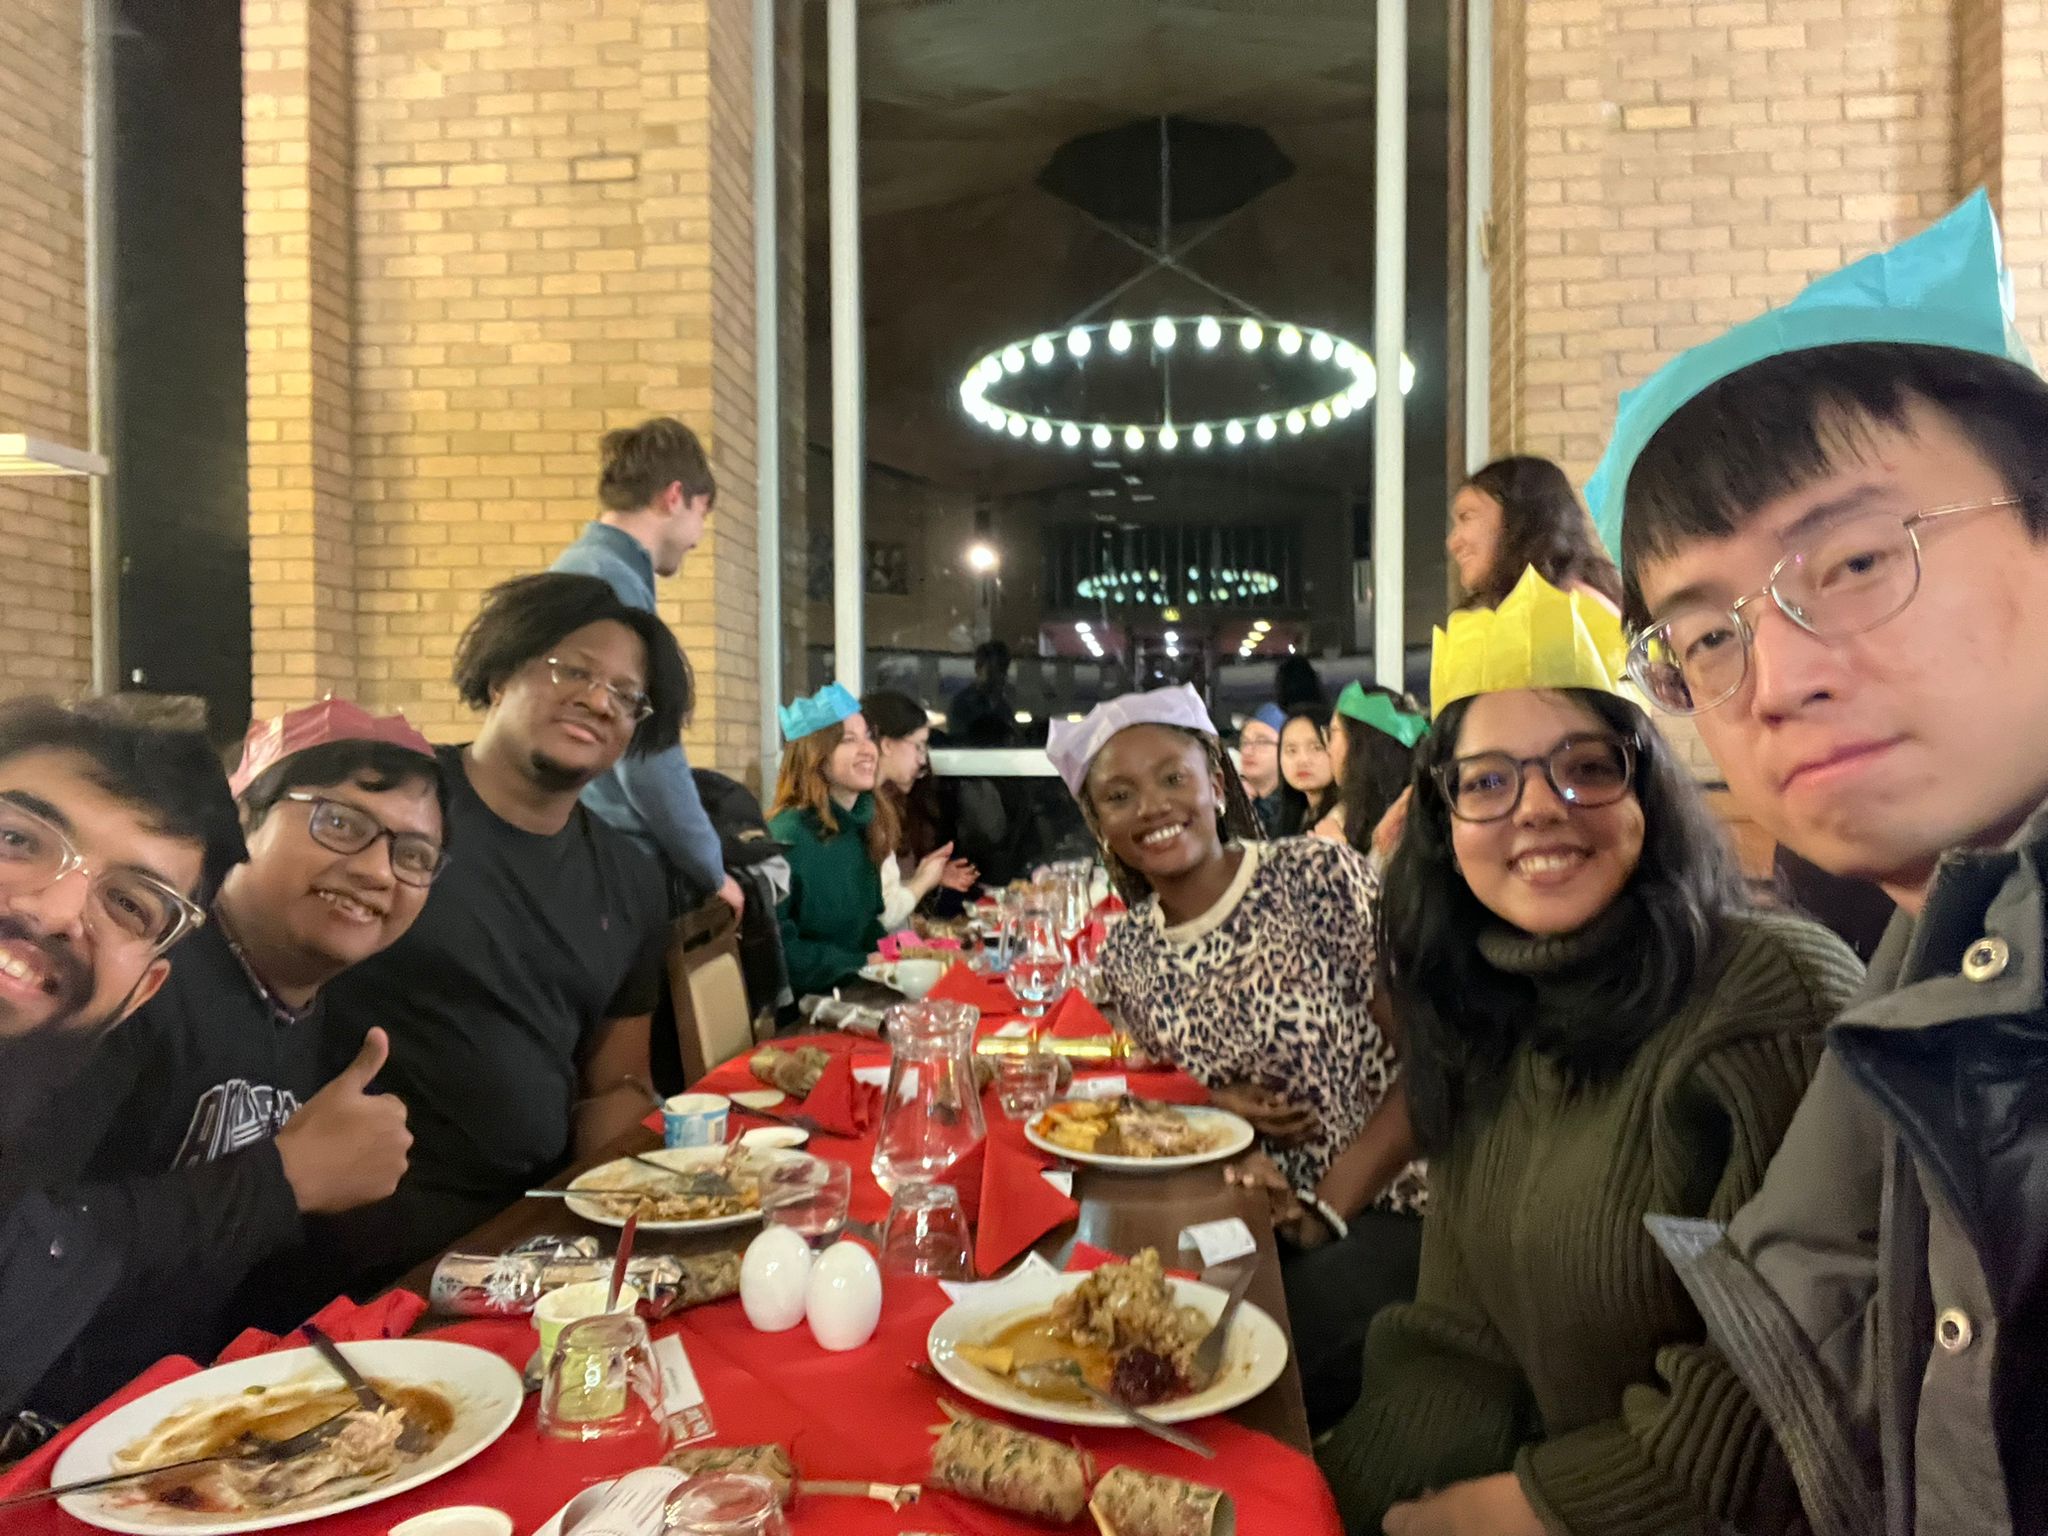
[4,1279,1342,1535]
[2,993,1345,1535]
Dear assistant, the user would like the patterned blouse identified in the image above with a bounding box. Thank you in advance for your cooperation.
[1098,837,1426,1213]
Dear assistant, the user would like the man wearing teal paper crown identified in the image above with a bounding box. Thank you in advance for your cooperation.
[1594,190,2048,1534]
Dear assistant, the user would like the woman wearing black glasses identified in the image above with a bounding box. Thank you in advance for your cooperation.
[1320,581,1865,1536]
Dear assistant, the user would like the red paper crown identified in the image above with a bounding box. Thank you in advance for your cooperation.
[229,696,437,797]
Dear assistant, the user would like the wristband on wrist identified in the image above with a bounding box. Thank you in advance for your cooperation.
[1301,1193,1350,1241]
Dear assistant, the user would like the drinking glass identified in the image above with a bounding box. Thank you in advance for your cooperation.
[759,1155,852,1248]
[537,1312,672,1462]
[1008,906,1066,1018]
[879,1182,975,1281]
[994,1047,1060,1120]
[664,1472,790,1535]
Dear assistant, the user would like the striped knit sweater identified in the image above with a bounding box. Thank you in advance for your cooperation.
[1318,908,1865,1536]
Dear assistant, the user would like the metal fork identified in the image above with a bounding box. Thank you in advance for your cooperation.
[625,1151,737,1198]
[1013,1361,1215,1459]
[0,1407,359,1510]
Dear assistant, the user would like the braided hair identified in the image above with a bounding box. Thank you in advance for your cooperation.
[1076,727,1266,907]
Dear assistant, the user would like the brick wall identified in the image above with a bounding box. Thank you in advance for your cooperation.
[1489,0,1963,481]
[245,0,773,778]
[0,1,91,696]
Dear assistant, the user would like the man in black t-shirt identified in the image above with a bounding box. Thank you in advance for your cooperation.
[13,701,447,1417]
[315,573,685,1291]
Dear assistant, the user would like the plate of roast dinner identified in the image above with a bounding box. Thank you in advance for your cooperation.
[926,1249,1289,1428]
[50,1338,522,1535]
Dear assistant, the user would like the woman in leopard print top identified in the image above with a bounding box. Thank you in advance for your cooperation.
[1047,686,1424,1431]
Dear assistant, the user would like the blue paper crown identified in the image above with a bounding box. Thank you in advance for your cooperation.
[778,682,861,742]
[1252,703,1287,733]
[1586,189,2035,557]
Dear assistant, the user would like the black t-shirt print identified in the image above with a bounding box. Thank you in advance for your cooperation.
[13,920,330,1193]
[318,745,667,1279]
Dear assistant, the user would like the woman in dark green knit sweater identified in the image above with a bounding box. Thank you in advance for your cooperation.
[767,685,900,997]
[1318,677,1863,1536]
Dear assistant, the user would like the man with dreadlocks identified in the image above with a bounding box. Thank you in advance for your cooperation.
[1045,685,1426,1432]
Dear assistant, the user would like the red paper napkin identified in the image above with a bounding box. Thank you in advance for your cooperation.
[802,1052,881,1137]
[215,1290,427,1365]
[942,1127,1079,1276]
[0,1357,197,1503]
[1042,989,1112,1039]
[927,962,1017,1016]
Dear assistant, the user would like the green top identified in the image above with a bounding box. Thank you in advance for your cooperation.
[768,795,886,998]
[1318,908,1865,1536]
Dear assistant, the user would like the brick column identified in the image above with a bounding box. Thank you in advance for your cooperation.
[637,0,764,774]
[244,0,357,719]
[1486,0,1960,480]
[0,1,91,695]
[1957,0,2048,360]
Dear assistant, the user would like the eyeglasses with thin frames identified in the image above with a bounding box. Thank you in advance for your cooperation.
[282,792,448,888]
[0,797,205,954]
[543,656,654,723]
[1626,495,2022,715]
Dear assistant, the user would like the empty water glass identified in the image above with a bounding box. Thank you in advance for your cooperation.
[665,1471,790,1535]
[759,1155,852,1247]
[537,1312,671,1463]
[1008,907,1066,1018]
[880,1181,975,1281]
[995,1048,1060,1120]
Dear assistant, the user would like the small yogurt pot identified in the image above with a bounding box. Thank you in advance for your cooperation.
[662,1092,730,1149]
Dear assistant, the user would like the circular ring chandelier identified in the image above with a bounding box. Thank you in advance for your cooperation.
[1076,565,1280,607]
[959,314,1416,453]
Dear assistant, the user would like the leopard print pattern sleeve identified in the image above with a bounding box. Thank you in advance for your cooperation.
[1099,837,1426,1213]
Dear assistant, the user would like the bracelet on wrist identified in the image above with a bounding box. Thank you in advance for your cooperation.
[1293,1191,1349,1241]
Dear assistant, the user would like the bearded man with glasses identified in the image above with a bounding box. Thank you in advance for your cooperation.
[0,695,242,1438]
[9,701,447,1424]
[1589,194,2048,1535]
[304,573,681,1299]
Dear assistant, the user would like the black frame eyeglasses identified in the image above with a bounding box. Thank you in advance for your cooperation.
[284,793,448,888]
[0,796,205,954]
[1434,735,1640,823]
[543,656,654,723]
[1626,495,2021,715]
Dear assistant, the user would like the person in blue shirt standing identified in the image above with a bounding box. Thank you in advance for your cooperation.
[553,416,743,918]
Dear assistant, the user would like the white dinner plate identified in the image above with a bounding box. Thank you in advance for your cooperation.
[564,1146,798,1233]
[52,1339,522,1536]
[1022,1102,1255,1172]
[927,1269,1289,1428]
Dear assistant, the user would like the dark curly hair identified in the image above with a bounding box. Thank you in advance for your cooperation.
[452,572,690,758]
[1384,688,1744,1152]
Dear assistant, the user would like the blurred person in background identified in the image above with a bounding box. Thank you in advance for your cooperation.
[1449,455,1623,613]
[862,689,978,925]
[1280,706,1339,832]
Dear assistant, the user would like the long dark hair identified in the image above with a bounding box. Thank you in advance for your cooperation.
[861,688,944,862]
[1078,728,1264,907]
[1279,706,1340,826]
[1334,690,1421,853]
[1386,689,1743,1153]
[1462,456,1624,609]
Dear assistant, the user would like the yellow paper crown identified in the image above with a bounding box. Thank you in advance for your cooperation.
[1429,567,1628,718]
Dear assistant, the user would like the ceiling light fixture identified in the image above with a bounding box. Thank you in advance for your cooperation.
[959,316,1413,456]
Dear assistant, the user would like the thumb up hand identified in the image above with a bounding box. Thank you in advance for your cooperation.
[275,1028,413,1215]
